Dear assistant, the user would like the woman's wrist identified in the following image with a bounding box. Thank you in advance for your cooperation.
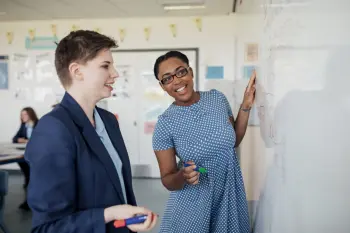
[240,103,251,112]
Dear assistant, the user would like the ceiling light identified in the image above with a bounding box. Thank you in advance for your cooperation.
[163,4,206,10]
[0,12,7,16]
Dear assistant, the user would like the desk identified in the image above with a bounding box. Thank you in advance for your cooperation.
[0,143,25,165]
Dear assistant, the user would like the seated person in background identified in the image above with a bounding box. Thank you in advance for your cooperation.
[13,107,39,144]
[12,106,38,210]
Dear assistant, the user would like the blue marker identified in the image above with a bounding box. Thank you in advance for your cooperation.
[114,215,149,228]
[184,162,207,174]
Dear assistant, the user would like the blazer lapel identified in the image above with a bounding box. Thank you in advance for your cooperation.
[98,110,129,169]
[97,108,134,201]
[60,92,126,203]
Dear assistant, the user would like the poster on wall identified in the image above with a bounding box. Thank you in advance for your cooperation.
[0,55,9,90]
[36,53,56,83]
[144,105,167,121]
[13,53,34,81]
[144,121,156,134]
[14,87,31,100]
[112,65,131,98]
[142,104,170,134]
[141,72,166,100]
[244,43,259,62]
[33,87,55,103]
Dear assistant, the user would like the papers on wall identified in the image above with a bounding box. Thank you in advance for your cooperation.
[141,72,166,100]
[36,53,56,83]
[244,43,259,62]
[144,122,156,134]
[9,52,65,106]
[112,65,131,98]
[0,56,9,90]
[33,87,55,103]
[14,87,31,100]
[13,53,34,81]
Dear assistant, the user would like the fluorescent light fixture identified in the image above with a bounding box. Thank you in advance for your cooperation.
[0,12,7,16]
[163,4,206,10]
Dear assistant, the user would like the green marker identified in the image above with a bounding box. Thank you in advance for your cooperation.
[184,163,207,174]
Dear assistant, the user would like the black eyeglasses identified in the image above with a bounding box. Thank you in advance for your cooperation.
[160,67,190,85]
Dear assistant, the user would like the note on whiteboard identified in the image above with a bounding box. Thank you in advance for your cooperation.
[243,65,256,79]
[206,66,224,79]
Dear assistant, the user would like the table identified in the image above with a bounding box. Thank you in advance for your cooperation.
[0,143,26,165]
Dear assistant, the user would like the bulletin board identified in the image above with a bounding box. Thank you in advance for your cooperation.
[0,51,64,144]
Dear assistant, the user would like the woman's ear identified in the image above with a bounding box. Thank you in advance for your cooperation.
[189,67,194,78]
[159,81,166,91]
[68,62,83,82]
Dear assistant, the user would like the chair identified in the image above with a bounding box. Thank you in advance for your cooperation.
[0,171,9,233]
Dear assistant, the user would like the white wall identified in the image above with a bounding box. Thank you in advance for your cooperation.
[0,14,265,200]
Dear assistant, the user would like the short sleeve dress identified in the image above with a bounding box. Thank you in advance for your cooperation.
[152,89,250,233]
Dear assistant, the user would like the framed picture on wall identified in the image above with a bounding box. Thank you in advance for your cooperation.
[0,55,9,90]
[244,43,259,62]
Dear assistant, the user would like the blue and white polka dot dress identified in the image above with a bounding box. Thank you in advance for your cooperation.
[152,89,250,233]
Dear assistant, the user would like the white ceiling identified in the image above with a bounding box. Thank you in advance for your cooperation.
[0,0,237,21]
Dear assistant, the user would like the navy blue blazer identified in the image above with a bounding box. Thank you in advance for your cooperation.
[12,122,36,143]
[25,92,137,233]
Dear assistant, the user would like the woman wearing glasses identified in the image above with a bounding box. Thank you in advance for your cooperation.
[152,51,256,233]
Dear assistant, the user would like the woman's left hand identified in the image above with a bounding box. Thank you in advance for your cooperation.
[18,138,28,143]
[242,70,257,109]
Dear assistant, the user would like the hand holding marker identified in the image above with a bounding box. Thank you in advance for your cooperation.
[184,162,207,174]
[182,161,206,185]
[114,213,157,228]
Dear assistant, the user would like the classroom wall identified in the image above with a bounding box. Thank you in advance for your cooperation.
[0,14,264,200]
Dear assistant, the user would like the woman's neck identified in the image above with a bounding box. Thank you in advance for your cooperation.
[26,120,34,126]
[175,91,200,106]
[67,89,96,126]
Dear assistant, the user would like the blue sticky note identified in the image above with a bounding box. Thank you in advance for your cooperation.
[243,66,255,79]
[0,58,9,90]
[206,66,224,79]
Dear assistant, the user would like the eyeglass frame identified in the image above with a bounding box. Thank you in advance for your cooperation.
[159,66,191,85]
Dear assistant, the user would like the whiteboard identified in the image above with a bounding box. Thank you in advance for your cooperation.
[253,0,350,232]
[108,48,199,178]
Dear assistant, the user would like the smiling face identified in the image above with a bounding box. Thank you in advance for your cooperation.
[157,57,196,105]
[69,48,118,101]
[20,110,29,123]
